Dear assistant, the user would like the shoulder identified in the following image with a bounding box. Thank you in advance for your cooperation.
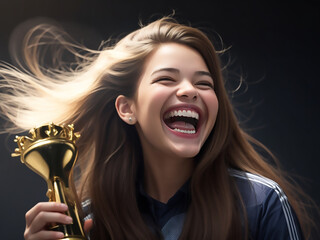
[229,168,285,205]
[228,169,304,240]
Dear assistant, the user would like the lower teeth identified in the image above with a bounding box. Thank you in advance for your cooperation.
[174,128,196,134]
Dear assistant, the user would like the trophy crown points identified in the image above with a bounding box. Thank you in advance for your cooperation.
[12,123,80,158]
[45,123,59,137]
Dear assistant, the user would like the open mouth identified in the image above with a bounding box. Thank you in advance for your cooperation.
[163,109,199,134]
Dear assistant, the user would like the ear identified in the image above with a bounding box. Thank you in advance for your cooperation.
[115,95,136,125]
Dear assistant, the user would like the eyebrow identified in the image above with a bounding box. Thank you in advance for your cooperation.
[194,71,213,78]
[151,68,213,78]
[151,68,179,76]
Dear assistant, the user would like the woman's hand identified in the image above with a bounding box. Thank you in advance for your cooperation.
[24,202,73,240]
[24,202,93,239]
[24,202,71,239]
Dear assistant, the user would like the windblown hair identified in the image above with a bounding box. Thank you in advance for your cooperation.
[0,17,315,239]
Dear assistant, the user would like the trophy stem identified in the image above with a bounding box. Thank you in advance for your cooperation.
[54,177,68,203]
[51,177,86,240]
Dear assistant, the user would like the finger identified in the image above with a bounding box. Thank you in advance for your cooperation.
[26,230,64,240]
[84,219,93,233]
[26,202,68,227]
[28,211,73,234]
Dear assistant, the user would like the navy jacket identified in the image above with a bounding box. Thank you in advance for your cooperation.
[82,169,303,240]
[229,169,303,240]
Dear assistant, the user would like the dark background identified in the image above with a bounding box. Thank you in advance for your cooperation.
[0,0,319,239]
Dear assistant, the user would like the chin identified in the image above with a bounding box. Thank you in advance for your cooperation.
[173,147,201,159]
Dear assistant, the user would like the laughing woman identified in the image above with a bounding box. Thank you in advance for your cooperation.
[0,16,316,239]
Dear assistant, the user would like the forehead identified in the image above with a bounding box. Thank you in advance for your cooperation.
[141,43,209,75]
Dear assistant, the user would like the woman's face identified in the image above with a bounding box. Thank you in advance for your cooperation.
[131,43,219,160]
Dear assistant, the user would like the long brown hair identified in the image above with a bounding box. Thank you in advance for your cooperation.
[0,17,315,239]
[72,17,315,240]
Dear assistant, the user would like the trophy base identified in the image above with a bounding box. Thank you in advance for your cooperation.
[50,225,87,240]
[61,237,87,240]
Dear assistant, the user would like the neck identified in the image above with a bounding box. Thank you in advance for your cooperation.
[143,154,194,203]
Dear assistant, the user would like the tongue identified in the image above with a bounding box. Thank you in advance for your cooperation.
[167,121,195,130]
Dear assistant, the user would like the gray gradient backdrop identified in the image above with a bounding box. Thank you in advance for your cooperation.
[0,0,319,239]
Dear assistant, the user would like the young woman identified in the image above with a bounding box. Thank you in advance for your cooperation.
[0,16,315,240]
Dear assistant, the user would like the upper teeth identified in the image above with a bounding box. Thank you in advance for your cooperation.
[165,110,199,120]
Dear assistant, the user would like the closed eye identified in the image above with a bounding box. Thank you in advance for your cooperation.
[196,81,214,89]
[152,77,176,84]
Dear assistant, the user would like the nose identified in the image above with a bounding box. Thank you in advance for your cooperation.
[176,80,198,101]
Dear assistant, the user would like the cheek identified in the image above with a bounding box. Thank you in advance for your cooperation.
[135,89,168,123]
[138,88,168,110]
[204,92,219,119]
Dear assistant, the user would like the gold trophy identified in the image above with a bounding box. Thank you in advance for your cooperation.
[12,123,87,240]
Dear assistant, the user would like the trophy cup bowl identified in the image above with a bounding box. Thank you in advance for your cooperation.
[12,123,87,240]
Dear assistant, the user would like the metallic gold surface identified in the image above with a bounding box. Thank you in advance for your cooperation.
[12,123,87,240]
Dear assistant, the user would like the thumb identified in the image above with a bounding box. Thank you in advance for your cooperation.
[84,219,93,233]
